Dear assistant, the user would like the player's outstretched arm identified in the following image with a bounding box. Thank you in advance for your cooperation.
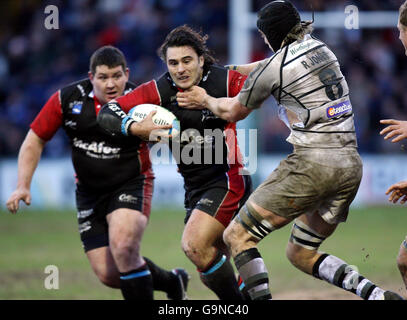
[6,130,46,214]
[380,119,407,142]
[225,60,264,76]
[176,86,251,122]
[386,180,407,204]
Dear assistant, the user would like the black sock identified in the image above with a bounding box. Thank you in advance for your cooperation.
[199,251,243,300]
[119,263,153,300]
[143,257,176,293]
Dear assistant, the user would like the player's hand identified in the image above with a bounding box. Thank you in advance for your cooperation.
[385,181,407,204]
[129,110,172,141]
[176,86,208,110]
[6,188,31,214]
[380,119,407,143]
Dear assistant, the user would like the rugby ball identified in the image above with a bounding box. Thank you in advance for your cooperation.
[128,103,180,141]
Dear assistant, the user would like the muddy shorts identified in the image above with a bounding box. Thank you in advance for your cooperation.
[249,146,362,224]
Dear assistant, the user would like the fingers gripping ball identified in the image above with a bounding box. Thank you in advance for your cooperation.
[128,104,180,140]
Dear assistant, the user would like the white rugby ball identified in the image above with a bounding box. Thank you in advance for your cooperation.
[128,103,180,141]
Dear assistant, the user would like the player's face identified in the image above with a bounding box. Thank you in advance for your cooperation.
[89,65,129,105]
[398,20,407,56]
[166,46,204,90]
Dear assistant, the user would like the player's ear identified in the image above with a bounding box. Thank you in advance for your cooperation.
[124,67,130,80]
[88,71,94,82]
[199,55,204,68]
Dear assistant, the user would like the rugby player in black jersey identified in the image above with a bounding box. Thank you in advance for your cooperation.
[98,26,252,300]
[6,46,189,300]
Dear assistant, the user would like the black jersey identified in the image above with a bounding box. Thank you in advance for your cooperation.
[156,66,242,190]
[100,65,246,191]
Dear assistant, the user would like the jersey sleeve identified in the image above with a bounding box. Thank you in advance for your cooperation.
[116,80,161,112]
[30,91,62,141]
[237,58,277,109]
[227,70,247,97]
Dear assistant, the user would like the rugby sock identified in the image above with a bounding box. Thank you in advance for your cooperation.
[312,254,386,300]
[234,248,272,300]
[199,251,244,300]
[119,263,153,300]
[143,257,177,293]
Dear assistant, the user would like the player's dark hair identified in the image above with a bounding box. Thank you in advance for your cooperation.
[89,46,127,74]
[158,25,216,67]
[400,0,407,27]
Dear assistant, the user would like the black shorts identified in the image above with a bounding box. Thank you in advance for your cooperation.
[184,173,252,228]
[75,173,154,252]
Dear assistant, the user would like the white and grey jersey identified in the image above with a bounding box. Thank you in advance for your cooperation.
[238,34,357,148]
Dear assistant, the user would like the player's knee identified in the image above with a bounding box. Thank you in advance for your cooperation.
[286,219,326,271]
[110,237,140,261]
[181,238,214,269]
[93,266,120,288]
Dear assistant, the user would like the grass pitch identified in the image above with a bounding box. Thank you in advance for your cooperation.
[0,206,406,300]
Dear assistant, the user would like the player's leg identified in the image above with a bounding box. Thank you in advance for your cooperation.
[224,200,292,300]
[107,207,153,300]
[86,246,120,288]
[86,246,188,299]
[107,173,189,300]
[397,236,407,291]
[286,212,404,300]
[182,209,243,299]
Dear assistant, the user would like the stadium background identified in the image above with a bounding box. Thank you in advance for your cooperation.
[0,0,407,300]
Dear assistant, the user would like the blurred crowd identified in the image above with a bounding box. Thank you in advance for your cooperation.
[0,0,407,157]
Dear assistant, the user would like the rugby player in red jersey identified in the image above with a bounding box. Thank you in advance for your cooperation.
[98,26,252,300]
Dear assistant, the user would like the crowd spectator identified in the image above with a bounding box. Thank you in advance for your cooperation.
[0,0,406,156]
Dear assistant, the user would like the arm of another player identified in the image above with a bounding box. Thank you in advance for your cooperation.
[6,130,46,214]
[386,180,407,204]
[380,119,407,142]
[176,86,251,122]
[225,60,264,76]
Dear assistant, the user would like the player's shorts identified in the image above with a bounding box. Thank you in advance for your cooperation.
[184,173,252,228]
[75,173,154,252]
[249,146,362,224]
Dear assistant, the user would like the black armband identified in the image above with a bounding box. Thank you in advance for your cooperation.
[97,102,134,136]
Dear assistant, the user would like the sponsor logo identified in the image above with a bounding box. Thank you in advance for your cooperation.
[326,100,352,118]
[107,102,127,118]
[64,120,77,129]
[73,138,121,155]
[119,194,138,204]
[77,84,86,97]
[78,221,91,234]
[289,40,314,56]
[77,209,93,219]
[197,198,214,206]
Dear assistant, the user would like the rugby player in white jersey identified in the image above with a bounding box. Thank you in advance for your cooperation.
[178,0,404,300]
